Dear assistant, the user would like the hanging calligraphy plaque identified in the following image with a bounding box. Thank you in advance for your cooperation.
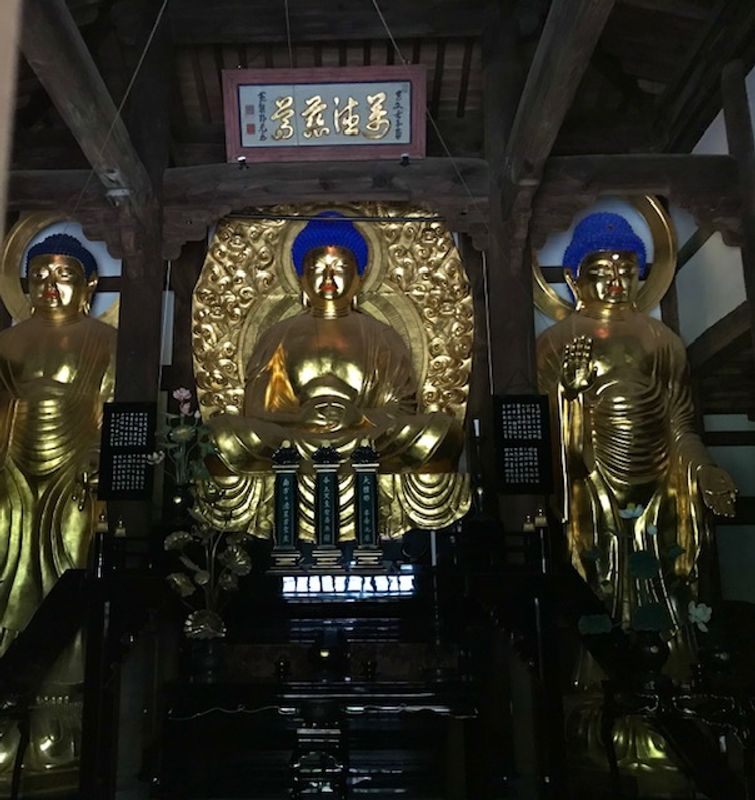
[222,66,426,163]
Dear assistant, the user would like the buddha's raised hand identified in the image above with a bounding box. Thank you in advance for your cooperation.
[560,335,597,400]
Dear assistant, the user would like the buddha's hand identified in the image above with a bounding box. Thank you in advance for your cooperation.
[698,464,737,517]
[560,336,597,400]
[301,397,361,432]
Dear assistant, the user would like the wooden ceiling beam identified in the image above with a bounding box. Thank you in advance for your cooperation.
[8,153,743,257]
[8,158,487,216]
[19,0,152,207]
[503,0,616,190]
[159,157,490,256]
[161,158,489,207]
[530,153,742,247]
[617,0,709,21]
[658,0,755,152]
[688,301,750,373]
[159,0,487,44]
[8,169,108,211]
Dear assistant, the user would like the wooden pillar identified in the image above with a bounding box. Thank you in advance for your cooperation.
[0,8,20,334]
[161,239,208,399]
[483,0,615,529]
[114,216,165,405]
[481,0,538,527]
[722,60,755,367]
[0,0,21,235]
[478,7,546,800]
[114,0,171,406]
[479,4,614,796]
[482,0,526,387]
[458,234,496,513]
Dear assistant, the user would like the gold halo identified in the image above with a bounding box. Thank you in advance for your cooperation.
[0,212,119,326]
[232,206,427,387]
[532,195,677,320]
[274,206,388,293]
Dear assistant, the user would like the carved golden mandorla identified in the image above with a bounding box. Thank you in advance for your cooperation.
[193,203,473,422]
[192,203,473,540]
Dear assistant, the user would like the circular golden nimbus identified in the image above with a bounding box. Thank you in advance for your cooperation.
[274,205,388,293]
[233,205,428,389]
[0,212,119,326]
[532,195,677,321]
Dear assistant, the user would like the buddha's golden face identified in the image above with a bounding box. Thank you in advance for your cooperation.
[301,246,360,311]
[28,254,96,316]
[574,251,640,305]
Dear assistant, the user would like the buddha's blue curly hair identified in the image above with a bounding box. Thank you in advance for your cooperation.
[292,212,369,275]
[26,233,98,277]
[563,212,647,277]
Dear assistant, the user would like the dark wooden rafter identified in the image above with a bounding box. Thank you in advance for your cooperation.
[160,158,490,257]
[687,301,750,373]
[480,0,615,409]
[19,0,152,211]
[658,0,755,152]
[161,158,488,205]
[677,224,714,269]
[8,169,108,210]
[698,352,755,416]
[8,150,748,261]
[618,0,710,21]
[503,0,617,192]
[6,159,489,257]
[456,37,475,118]
[530,154,742,248]
[164,0,488,44]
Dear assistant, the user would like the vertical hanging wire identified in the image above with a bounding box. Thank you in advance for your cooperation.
[284,0,295,68]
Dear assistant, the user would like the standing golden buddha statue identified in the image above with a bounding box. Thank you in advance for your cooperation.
[197,211,470,541]
[537,213,736,636]
[0,233,116,794]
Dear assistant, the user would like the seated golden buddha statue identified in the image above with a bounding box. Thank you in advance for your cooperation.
[195,209,471,541]
[537,213,736,635]
[0,233,116,794]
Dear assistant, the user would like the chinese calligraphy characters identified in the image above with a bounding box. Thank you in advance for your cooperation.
[271,95,294,140]
[233,74,420,157]
[268,92,394,142]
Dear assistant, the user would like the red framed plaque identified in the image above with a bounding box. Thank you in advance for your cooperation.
[222,65,426,163]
